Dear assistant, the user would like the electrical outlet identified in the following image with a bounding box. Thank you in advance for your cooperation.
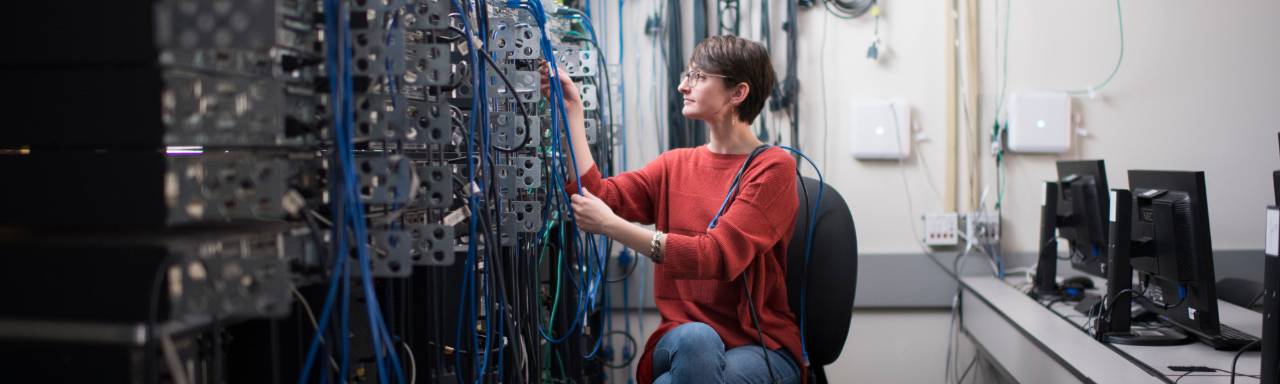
[923,213,959,247]
[962,211,1001,245]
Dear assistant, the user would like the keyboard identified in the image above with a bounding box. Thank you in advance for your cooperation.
[1200,324,1261,351]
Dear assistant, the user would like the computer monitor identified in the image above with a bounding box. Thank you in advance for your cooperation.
[1127,170,1256,350]
[1264,203,1279,384]
[1264,169,1280,384]
[1057,160,1111,277]
[1263,136,1279,384]
[1031,160,1111,299]
[1094,188,1192,345]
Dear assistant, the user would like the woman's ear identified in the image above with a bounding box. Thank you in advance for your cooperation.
[730,82,750,107]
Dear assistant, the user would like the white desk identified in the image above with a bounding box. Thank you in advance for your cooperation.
[960,276,1263,384]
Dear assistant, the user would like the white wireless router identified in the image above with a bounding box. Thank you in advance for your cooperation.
[1007,92,1072,153]
[849,98,911,160]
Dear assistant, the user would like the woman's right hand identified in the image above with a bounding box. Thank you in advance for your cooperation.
[540,60,583,112]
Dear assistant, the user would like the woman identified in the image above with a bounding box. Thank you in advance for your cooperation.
[546,35,804,384]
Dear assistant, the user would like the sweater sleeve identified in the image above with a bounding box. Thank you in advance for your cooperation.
[564,155,666,225]
[661,153,798,282]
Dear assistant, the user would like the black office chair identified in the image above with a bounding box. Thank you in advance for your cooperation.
[785,176,858,384]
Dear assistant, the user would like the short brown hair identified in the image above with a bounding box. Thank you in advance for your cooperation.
[689,35,776,124]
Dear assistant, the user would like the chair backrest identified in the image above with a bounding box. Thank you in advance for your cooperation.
[785,176,858,367]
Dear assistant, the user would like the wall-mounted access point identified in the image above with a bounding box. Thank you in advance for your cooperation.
[1007,91,1072,153]
[849,98,911,160]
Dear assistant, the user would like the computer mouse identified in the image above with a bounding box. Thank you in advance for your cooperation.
[1061,276,1095,290]
[1060,276,1095,300]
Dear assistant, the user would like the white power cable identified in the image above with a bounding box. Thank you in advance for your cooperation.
[292,287,344,375]
[402,341,417,384]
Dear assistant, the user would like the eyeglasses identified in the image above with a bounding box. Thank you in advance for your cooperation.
[679,69,729,88]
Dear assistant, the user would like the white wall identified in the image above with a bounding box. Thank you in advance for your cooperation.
[793,1,954,254]
[973,0,1280,258]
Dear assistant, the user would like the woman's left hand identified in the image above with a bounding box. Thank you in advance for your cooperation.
[570,189,619,234]
[540,61,582,111]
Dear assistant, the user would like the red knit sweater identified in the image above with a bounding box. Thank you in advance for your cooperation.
[567,145,806,383]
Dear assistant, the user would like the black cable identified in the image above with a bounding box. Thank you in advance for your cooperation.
[477,193,506,370]
[1214,368,1260,378]
[1091,287,1153,337]
[1168,366,1262,382]
[445,29,511,373]
[449,25,533,153]
[601,63,615,175]
[1104,288,1138,313]
[479,53,533,153]
[434,26,465,42]
[1172,370,1194,383]
[743,283,780,384]
[475,157,538,382]
[567,34,617,182]
[1066,246,1085,261]
[1161,284,1190,310]
[1231,339,1262,384]
[1129,275,1188,312]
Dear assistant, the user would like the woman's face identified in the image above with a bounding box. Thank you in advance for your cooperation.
[677,67,741,122]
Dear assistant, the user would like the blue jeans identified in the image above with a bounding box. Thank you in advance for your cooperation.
[652,322,800,384]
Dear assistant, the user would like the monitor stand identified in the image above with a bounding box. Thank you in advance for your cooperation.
[1103,324,1193,346]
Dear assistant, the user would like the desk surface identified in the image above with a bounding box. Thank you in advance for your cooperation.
[960,275,1263,384]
